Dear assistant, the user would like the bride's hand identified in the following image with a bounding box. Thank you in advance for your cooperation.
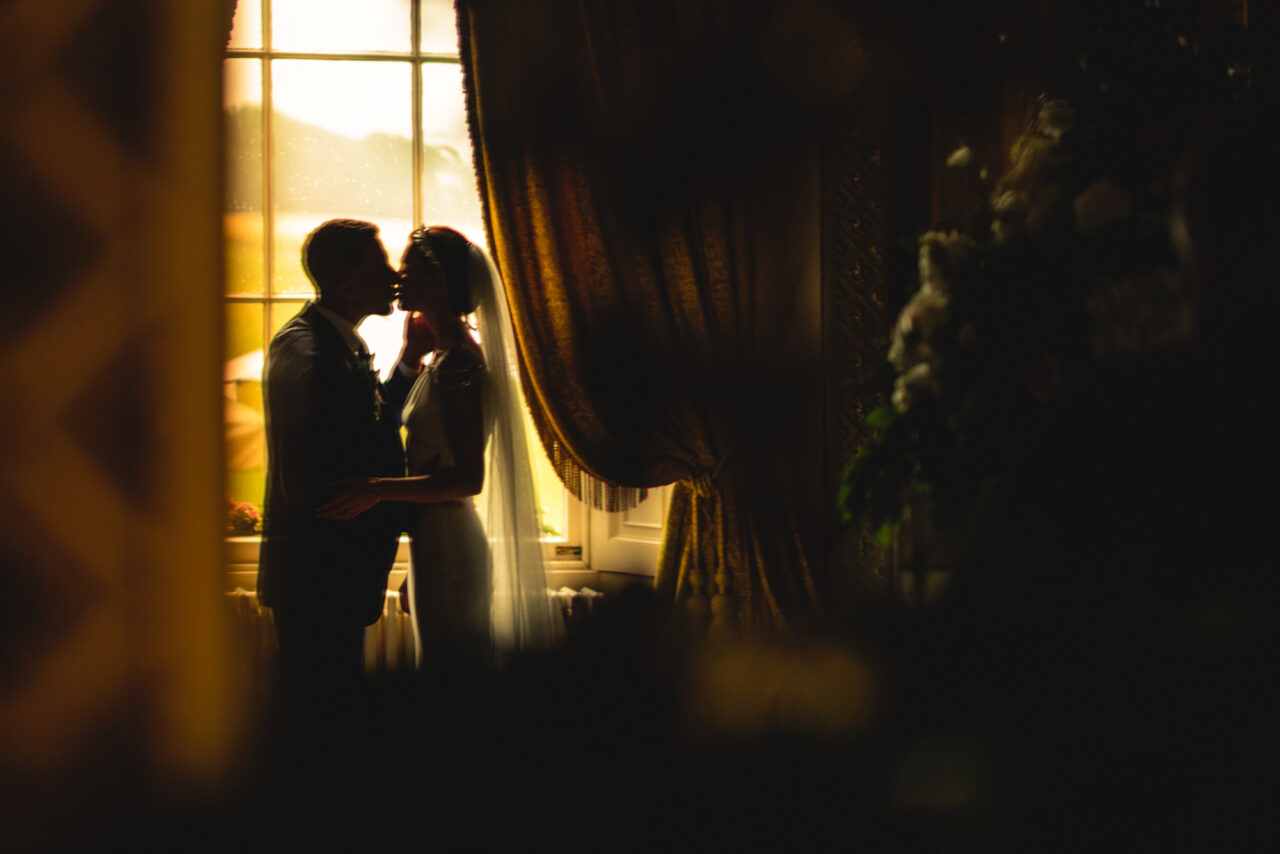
[316,477,380,520]
[399,311,434,370]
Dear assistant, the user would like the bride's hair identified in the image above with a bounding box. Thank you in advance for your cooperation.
[409,225,478,315]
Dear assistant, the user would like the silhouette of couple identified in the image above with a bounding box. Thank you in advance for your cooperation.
[257,219,556,714]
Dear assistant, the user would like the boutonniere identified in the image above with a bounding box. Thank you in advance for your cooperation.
[357,351,385,420]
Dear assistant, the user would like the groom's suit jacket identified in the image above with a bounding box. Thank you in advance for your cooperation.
[258,303,412,627]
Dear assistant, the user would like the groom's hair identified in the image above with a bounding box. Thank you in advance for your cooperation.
[302,219,380,296]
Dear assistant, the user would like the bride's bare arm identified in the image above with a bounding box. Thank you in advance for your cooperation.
[316,367,485,520]
[382,377,485,502]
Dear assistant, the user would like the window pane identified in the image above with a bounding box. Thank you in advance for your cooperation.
[269,300,308,338]
[272,0,410,54]
[227,0,262,49]
[272,60,413,295]
[271,215,320,296]
[530,421,568,539]
[225,212,265,296]
[225,393,265,507]
[357,301,413,378]
[224,59,264,295]
[420,63,483,240]
[225,301,264,366]
[225,301,265,507]
[419,0,459,54]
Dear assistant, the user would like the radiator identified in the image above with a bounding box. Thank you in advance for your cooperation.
[225,587,276,693]
[225,587,417,676]
[225,585,601,674]
[550,585,603,637]
[362,591,417,673]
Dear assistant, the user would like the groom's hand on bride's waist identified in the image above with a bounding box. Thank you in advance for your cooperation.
[316,476,380,520]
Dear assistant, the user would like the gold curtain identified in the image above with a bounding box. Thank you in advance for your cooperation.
[457,0,825,634]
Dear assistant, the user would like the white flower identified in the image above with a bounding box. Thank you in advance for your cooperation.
[1074,179,1133,233]
[887,313,913,368]
[904,287,949,336]
[992,190,1028,216]
[917,230,969,289]
[946,145,974,169]
[892,362,941,413]
[926,229,970,254]
[888,286,949,370]
[1003,134,1070,190]
[990,190,1029,242]
[1036,99,1074,141]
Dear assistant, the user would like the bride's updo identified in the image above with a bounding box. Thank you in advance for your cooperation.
[409,225,478,315]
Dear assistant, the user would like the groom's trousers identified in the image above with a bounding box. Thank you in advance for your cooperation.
[271,607,364,719]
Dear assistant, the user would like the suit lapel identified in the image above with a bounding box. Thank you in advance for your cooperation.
[303,303,386,424]
[301,302,357,368]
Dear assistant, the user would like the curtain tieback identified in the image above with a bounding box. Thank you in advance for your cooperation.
[688,450,730,498]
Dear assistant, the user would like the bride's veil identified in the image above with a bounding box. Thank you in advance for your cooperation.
[466,242,562,654]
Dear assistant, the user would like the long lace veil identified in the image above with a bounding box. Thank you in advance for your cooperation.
[466,243,563,654]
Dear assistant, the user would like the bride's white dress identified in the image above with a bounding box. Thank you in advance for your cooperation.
[396,239,561,664]
[402,346,493,665]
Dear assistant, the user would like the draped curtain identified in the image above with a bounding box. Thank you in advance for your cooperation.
[457,0,825,633]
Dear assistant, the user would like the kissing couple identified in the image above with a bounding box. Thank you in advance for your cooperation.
[256,218,558,714]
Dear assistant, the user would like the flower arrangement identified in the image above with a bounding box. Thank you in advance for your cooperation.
[357,350,386,420]
[839,89,1201,543]
[226,496,263,536]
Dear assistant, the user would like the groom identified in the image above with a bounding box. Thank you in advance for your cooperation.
[258,218,416,713]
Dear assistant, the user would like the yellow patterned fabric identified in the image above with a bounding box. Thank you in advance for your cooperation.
[457,0,822,633]
[0,0,240,832]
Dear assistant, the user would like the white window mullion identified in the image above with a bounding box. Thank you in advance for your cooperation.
[224,1,598,570]
[261,0,275,344]
[411,0,424,227]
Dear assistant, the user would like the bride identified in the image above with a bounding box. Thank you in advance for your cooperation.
[318,225,560,666]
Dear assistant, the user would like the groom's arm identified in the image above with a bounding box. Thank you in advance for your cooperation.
[266,335,325,520]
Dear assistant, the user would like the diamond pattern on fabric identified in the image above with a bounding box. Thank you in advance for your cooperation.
[57,0,159,162]
[60,336,158,512]
[0,496,103,695]
[0,142,102,340]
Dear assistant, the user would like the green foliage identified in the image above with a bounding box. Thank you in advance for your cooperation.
[538,506,563,539]
[864,404,895,430]
[836,0,1265,543]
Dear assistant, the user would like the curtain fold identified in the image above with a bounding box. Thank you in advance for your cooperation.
[457,0,823,633]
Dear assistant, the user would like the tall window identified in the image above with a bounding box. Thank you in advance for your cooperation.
[222,0,577,551]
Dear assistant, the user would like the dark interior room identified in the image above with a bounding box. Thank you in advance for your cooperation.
[2,0,1276,849]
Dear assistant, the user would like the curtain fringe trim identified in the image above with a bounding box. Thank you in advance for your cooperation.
[548,441,648,512]
[525,388,647,512]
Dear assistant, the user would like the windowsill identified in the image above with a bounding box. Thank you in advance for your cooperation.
[224,535,613,586]
[225,536,652,606]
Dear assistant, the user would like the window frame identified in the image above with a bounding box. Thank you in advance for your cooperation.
[222,0,588,570]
